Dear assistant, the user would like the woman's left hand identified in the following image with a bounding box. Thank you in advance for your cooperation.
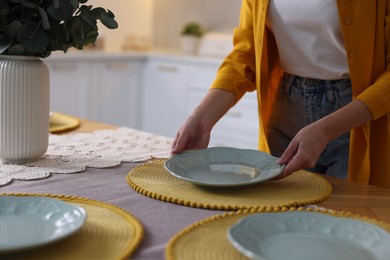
[275,122,330,179]
[274,99,372,180]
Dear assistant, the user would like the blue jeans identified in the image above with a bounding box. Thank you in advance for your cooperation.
[267,73,352,179]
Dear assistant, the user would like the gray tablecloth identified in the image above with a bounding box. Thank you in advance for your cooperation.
[0,162,224,260]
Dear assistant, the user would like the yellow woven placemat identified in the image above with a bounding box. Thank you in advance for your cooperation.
[127,160,332,210]
[49,112,80,133]
[166,207,390,260]
[0,193,143,260]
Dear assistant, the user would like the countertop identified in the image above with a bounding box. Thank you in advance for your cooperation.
[46,48,224,65]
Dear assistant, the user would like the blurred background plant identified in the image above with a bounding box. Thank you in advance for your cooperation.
[0,0,118,57]
[180,22,204,37]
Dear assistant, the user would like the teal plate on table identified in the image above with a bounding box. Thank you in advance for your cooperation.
[164,147,284,187]
[227,211,390,260]
[0,196,87,252]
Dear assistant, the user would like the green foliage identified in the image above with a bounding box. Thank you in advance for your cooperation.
[181,22,204,37]
[0,0,118,57]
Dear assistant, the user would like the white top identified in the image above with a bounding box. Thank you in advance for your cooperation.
[266,0,350,80]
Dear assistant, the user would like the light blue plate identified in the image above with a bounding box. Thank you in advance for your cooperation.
[0,196,87,252]
[164,147,284,187]
[227,211,390,260]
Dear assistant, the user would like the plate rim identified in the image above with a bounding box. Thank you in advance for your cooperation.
[0,195,87,252]
[164,147,285,187]
[227,211,390,259]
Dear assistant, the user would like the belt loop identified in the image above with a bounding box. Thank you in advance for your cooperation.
[326,81,335,103]
[285,73,297,95]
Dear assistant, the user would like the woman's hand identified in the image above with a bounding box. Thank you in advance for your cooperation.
[275,99,372,179]
[171,89,236,155]
[275,122,330,178]
[171,114,211,154]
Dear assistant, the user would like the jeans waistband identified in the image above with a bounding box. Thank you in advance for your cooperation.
[282,73,352,103]
[283,72,351,86]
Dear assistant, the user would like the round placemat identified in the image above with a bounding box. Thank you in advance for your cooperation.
[0,193,143,260]
[127,160,332,210]
[166,207,390,260]
[49,112,80,133]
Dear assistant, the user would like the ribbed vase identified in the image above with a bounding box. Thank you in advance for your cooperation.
[0,55,50,163]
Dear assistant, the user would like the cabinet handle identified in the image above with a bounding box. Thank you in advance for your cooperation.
[156,65,178,73]
[105,63,130,70]
[50,64,77,71]
[225,111,242,118]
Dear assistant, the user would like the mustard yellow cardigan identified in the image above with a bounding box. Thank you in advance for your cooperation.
[210,0,390,188]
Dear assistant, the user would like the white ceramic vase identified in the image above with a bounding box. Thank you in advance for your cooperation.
[0,55,50,164]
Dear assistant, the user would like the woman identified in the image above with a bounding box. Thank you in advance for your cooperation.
[171,0,390,188]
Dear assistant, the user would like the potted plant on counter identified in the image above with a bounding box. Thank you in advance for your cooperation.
[0,0,118,164]
[180,21,204,54]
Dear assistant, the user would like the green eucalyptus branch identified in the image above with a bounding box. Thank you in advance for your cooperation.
[0,0,118,57]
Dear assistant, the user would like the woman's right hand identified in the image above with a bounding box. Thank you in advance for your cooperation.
[170,89,236,155]
[171,114,211,154]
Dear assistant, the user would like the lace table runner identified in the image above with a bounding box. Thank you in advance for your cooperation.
[0,127,172,186]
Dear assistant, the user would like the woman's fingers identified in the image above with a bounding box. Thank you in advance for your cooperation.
[277,139,299,165]
[276,124,327,179]
[171,136,184,154]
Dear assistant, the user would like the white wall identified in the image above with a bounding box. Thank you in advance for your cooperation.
[87,0,241,51]
[152,0,241,49]
[88,0,154,52]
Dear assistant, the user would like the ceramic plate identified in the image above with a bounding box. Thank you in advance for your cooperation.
[0,196,87,252]
[164,147,284,187]
[227,211,390,260]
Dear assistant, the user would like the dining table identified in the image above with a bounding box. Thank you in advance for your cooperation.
[1,117,390,260]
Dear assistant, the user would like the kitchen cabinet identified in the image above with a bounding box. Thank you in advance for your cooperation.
[141,54,259,147]
[48,61,91,118]
[210,97,259,149]
[48,51,259,149]
[89,61,143,127]
[141,58,189,138]
[47,55,144,128]
[187,65,259,149]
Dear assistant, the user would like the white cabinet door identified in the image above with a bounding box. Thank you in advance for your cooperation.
[48,58,143,128]
[47,61,91,118]
[211,92,259,149]
[91,61,143,128]
[187,65,259,149]
[142,60,188,138]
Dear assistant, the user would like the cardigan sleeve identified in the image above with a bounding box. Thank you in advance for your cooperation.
[356,1,390,120]
[210,0,257,103]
